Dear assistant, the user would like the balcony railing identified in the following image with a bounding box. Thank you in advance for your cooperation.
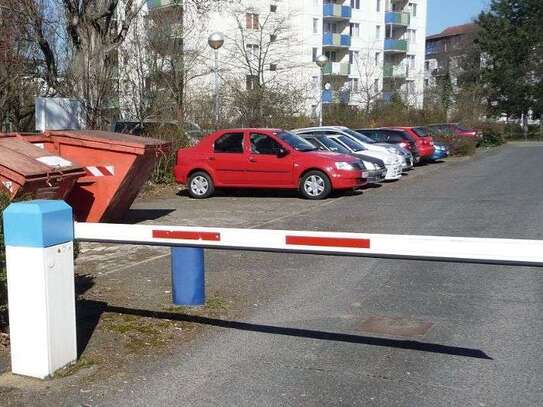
[384,39,408,53]
[322,89,350,104]
[323,62,350,76]
[323,4,352,19]
[385,11,410,26]
[383,63,407,79]
[323,33,351,48]
[147,0,181,8]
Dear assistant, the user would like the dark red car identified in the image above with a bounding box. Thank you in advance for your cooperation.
[174,128,367,200]
[427,123,481,139]
[388,126,436,160]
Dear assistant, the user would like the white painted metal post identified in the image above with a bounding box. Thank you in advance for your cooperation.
[3,200,77,379]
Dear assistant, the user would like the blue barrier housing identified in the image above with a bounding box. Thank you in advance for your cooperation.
[171,247,205,306]
[3,200,73,248]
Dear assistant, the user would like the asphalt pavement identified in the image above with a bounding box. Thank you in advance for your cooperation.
[4,143,543,406]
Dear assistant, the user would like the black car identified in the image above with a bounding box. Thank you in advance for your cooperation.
[301,134,387,184]
[356,128,421,163]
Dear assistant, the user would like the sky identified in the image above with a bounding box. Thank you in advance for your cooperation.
[427,0,489,35]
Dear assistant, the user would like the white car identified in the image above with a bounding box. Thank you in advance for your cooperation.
[293,127,403,180]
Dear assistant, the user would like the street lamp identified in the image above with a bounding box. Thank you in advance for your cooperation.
[315,55,329,127]
[208,32,224,129]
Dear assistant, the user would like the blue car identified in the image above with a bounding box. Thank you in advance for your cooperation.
[430,142,449,160]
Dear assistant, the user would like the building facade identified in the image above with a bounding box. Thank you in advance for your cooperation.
[424,23,479,90]
[120,0,427,122]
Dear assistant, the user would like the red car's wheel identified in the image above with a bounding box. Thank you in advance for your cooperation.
[299,171,331,200]
[188,171,215,199]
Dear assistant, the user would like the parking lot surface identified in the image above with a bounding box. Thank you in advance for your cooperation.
[2,143,543,406]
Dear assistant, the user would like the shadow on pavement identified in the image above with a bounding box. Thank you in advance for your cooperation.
[123,208,176,224]
[77,302,492,360]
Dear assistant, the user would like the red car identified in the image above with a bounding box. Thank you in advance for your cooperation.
[427,123,481,139]
[174,128,367,200]
[387,126,436,160]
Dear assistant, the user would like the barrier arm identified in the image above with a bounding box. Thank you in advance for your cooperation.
[74,222,543,267]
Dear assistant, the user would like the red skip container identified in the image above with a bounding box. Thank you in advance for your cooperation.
[22,130,170,222]
[0,137,86,200]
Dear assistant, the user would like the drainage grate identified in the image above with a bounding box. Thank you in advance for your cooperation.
[360,316,433,338]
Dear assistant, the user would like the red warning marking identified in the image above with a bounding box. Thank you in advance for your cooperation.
[96,166,113,176]
[152,230,221,241]
[286,235,370,249]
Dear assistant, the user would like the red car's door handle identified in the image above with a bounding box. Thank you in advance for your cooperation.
[209,157,215,161]
[249,157,257,163]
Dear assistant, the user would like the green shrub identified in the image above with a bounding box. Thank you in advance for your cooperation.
[432,134,477,156]
[141,123,192,185]
[479,122,506,147]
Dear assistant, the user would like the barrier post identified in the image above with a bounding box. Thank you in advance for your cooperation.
[3,200,77,379]
[171,247,205,305]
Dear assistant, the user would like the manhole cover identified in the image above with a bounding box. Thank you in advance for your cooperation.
[360,316,433,338]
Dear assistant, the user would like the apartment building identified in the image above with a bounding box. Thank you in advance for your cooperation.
[120,0,427,121]
[424,23,479,90]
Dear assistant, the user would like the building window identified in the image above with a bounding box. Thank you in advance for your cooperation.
[410,3,417,17]
[374,79,379,93]
[324,22,338,33]
[270,34,277,42]
[349,50,359,65]
[424,79,429,87]
[246,75,259,90]
[270,4,277,12]
[246,44,259,60]
[324,50,337,62]
[408,29,416,43]
[351,78,359,92]
[377,0,381,12]
[351,0,360,9]
[313,18,319,34]
[375,52,380,65]
[350,23,360,37]
[246,13,259,30]
[312,47,318,62]
[376,25,381,40]
[270,64,277,71]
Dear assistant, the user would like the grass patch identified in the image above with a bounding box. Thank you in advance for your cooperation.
[162,295,230,315]
[53,357,96,378]
[102,314,175,354]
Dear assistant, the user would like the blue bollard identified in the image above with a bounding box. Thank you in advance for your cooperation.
[170,247,205,306]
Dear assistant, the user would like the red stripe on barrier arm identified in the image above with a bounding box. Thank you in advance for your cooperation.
[152,230,221,241]
[286,235,371,249]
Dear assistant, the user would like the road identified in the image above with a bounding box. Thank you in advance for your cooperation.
[4,143,543,406]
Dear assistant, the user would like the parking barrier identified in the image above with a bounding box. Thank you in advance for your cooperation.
[4,200,543,378]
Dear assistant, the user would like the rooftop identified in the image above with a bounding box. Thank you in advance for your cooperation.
[427,23,478,41]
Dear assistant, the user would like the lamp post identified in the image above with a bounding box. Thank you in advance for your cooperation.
[315,55,329,127]
[208,32,224,129]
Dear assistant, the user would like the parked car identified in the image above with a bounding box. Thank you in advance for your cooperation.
[356,128,422,164]
[293,127,403,181]
[293,126,407,175]
[301,133,387,184]
[381,126,436,161]
[426,123,481,140]
[113,120,204,144]
[429,141,450,161]
[174,128,368,200]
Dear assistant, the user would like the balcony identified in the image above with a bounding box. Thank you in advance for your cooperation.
[147,0,180,8]
[383,63,407,79]
[323,62,350,76]
[322,89,350,104]
[383,91,395,103]
[385,11,410,26]
[384,39,407,53]
[323,33,351,48]
[323,4,352,20]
